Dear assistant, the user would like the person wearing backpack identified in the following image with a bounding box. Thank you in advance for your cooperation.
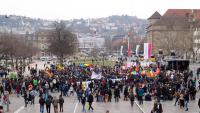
[59,95,64,112]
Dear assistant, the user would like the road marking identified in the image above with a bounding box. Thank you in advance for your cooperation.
[14,106,24,113]
[73,102,78,113]
[134,101,146,113]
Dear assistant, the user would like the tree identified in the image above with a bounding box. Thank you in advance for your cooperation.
[48,21,78,64]
[90,45,100,58]
[0,32,38,70]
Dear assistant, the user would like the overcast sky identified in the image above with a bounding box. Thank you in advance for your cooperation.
[0,0,200,20]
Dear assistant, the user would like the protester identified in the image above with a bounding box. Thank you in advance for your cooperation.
[157,101,163,113]
[59,95,64,112]
[88,92,94,111]
[23,91,28,107]
[129,92,135,107]
[184,90,189,111]
[124,86,129,101]
[179,91,185,109]
[81,94,86,112]
[46,96,52,113]
[174,90,180,106]
[52,96,59,113]
[39,96,45,113]
[114,87,120,102]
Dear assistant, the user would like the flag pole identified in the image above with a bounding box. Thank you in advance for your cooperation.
[128,33,131,57]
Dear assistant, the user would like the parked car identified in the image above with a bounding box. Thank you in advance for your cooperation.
[40,56,51,61]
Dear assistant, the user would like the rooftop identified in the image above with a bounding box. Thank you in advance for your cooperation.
[163,9,200,20]
[148,11,161,20]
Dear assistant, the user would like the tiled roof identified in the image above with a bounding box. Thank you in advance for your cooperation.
[148,11,161,20]
[163,9,200,20]
[153,17,190,26]
[152,9,200,26]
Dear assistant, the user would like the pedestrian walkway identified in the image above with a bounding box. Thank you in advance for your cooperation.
[138,99,199,113]
[3,95,24,113]
[17,95,142,113]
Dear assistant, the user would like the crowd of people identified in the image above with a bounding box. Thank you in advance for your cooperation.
[0,59,199,113]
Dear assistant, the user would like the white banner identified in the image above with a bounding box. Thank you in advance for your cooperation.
[91,71,102,79]
[144,43,149,59]
[136,45,140,56]
[120,45,123,56]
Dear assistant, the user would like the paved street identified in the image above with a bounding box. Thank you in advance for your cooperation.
[138,100,200,113]
[8,91,200,113]
[4,95,24,113]
[12,95,142,113]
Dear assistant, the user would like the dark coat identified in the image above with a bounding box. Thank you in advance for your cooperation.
[59,97,64,104]
[157,103,163,113]
[87,94,94,103]
[81,96,86,105]
[39,98,45,106]
[114,88,120,97]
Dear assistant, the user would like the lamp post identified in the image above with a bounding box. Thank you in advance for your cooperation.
[103,55,105,66]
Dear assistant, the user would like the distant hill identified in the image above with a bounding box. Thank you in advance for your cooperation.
[0,15,147,37]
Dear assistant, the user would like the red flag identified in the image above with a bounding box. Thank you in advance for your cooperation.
[128,37,131,57]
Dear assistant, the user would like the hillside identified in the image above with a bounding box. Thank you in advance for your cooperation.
[0,15,147,37]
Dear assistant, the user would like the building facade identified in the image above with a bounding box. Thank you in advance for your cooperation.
[35,29,52,57]
[146,9,200,58]
[193,22,200,60]
[78,36,105,52]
